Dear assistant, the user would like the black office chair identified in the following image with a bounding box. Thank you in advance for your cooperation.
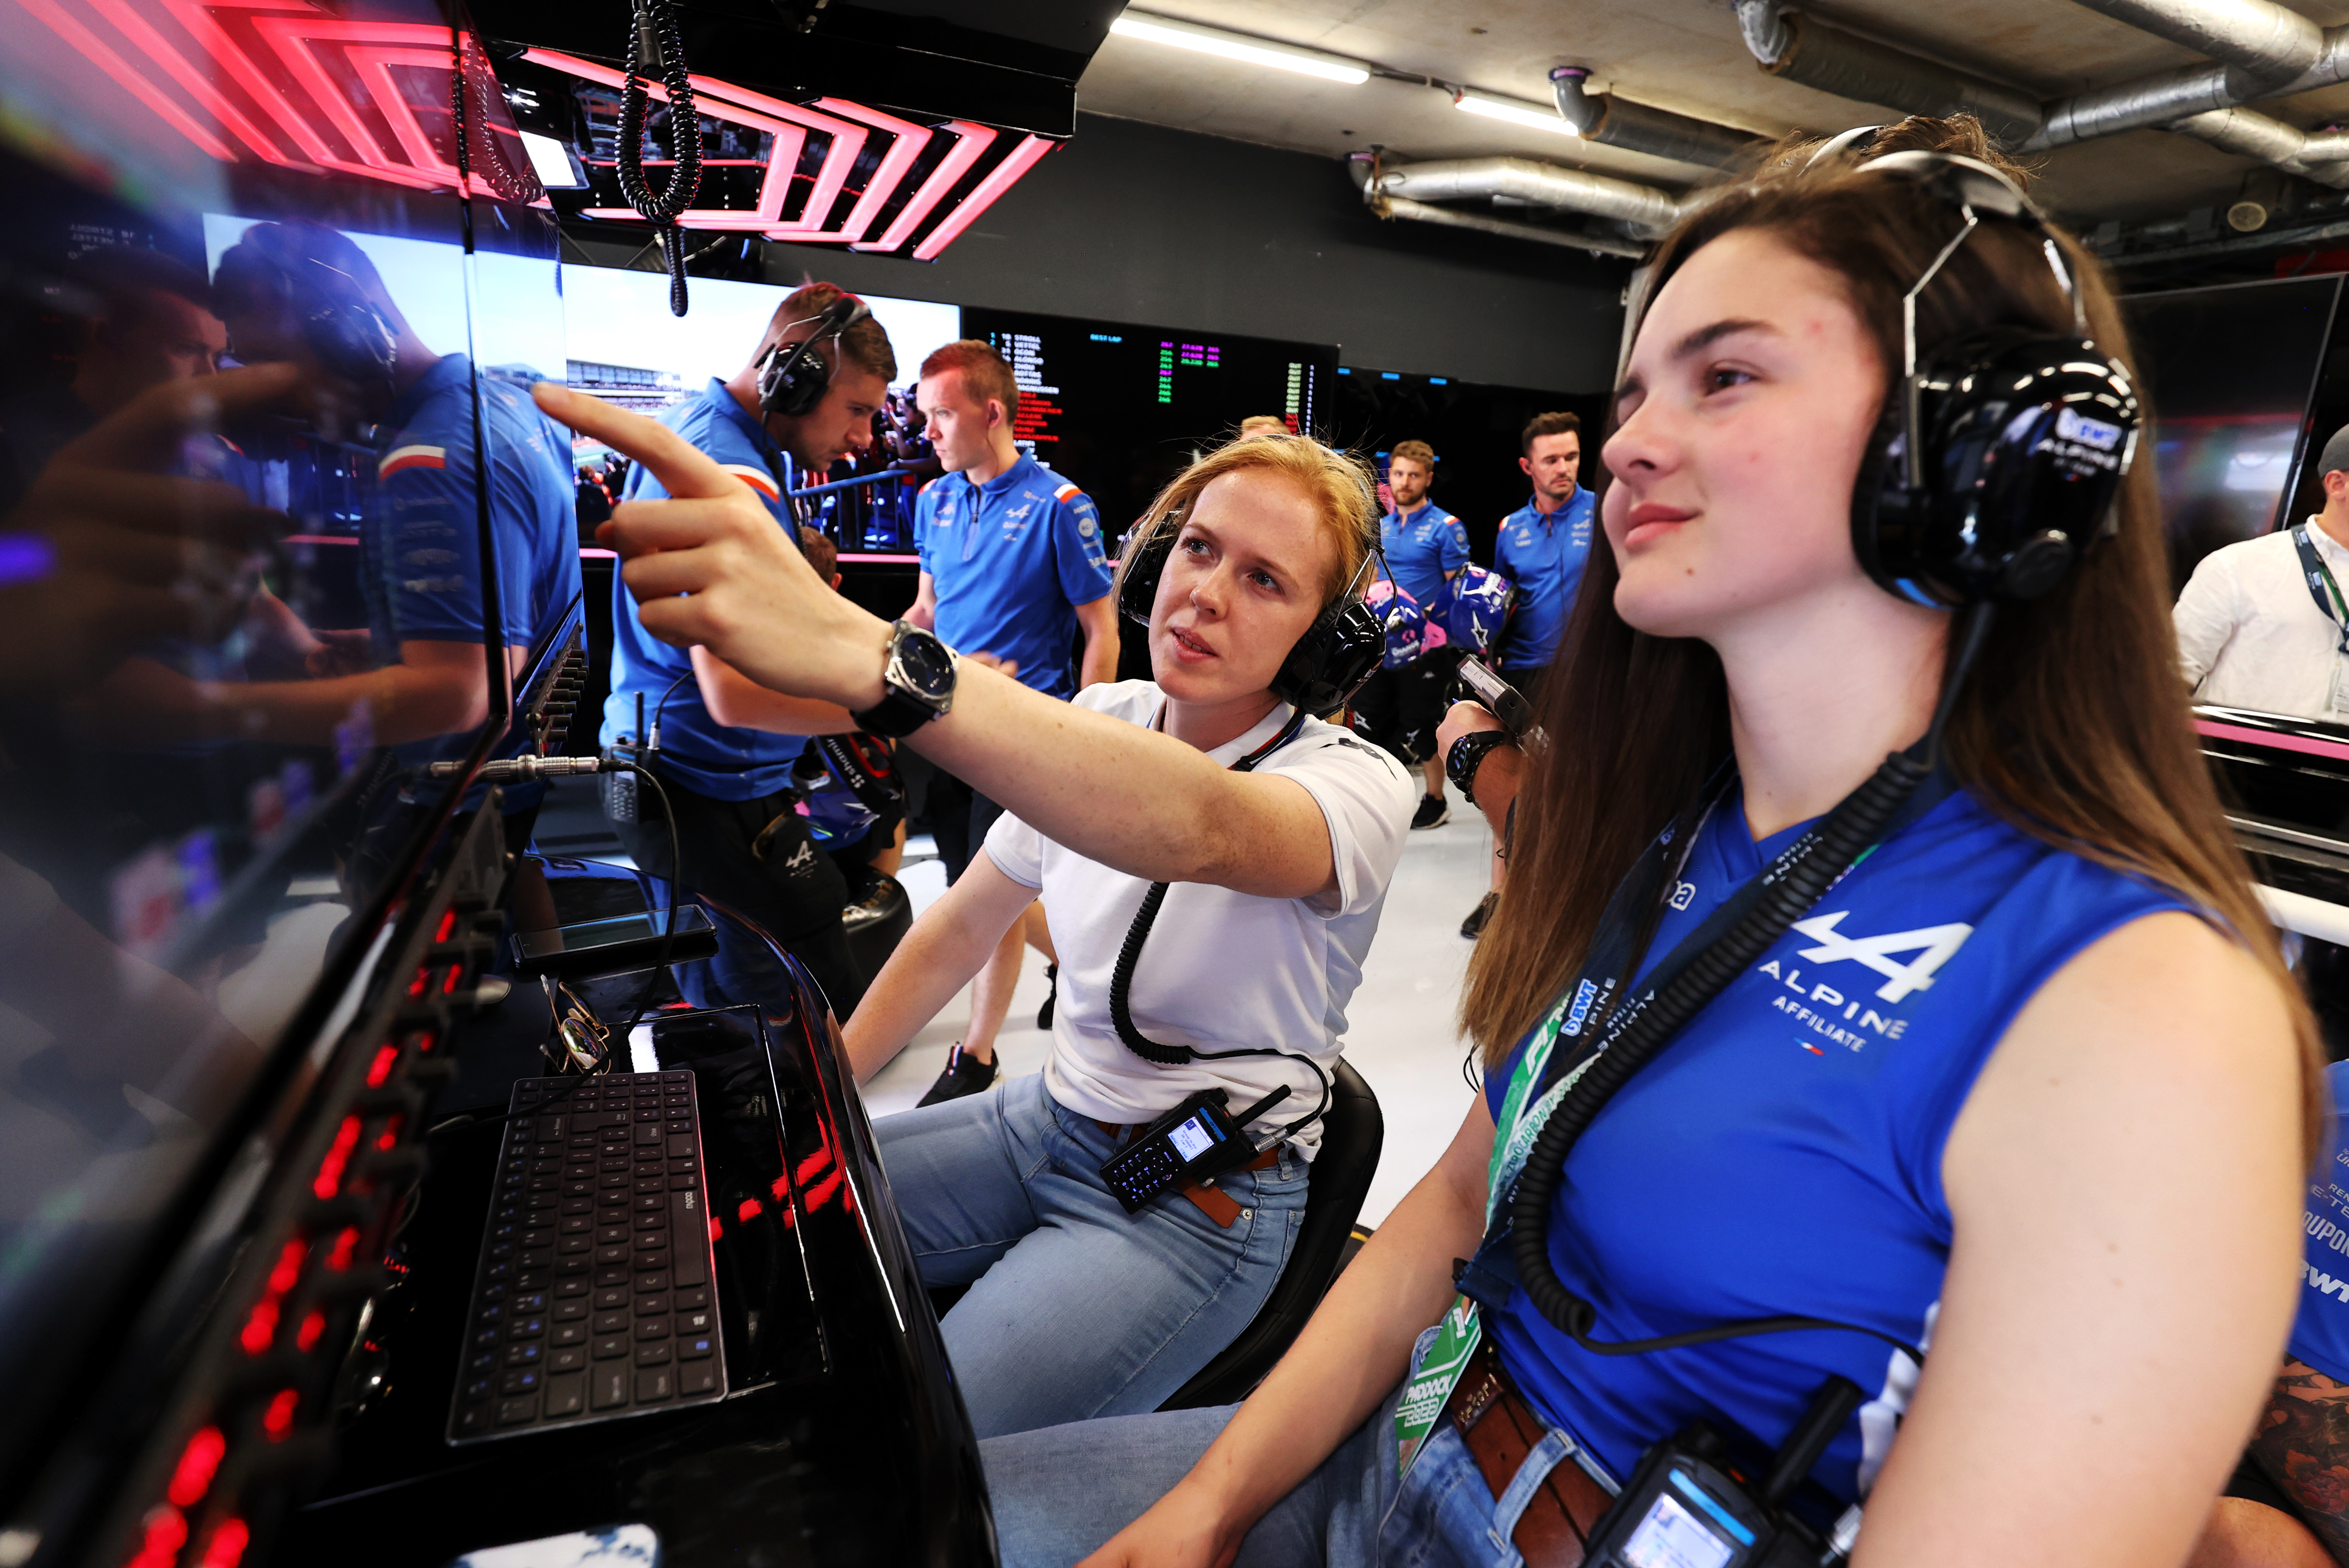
[1158,1057,1384,1410]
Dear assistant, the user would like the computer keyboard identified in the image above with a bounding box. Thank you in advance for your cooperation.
[448,1071,727,1443]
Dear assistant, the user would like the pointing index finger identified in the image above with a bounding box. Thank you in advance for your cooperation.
[533,380,751,502]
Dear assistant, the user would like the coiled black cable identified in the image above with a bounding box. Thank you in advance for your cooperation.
[617,0,702,318]
[1508,601,1996,1359]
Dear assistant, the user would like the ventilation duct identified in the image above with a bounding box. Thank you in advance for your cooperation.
[2062,0,2320,83]
[1548,66,1757,171]
[1372,156,1686,233]
[1346,154,1655,258]
[2170,106,2349,188]
[2028,17,2349,150]
[1729,0,2040,146]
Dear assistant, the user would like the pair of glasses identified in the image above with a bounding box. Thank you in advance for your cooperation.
[545,982,614,1076]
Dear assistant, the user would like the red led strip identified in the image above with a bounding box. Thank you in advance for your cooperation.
[855,120,995,254]
[911,132,1054,260]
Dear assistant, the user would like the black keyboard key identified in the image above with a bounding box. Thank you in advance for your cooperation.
[598,1225,631,1245]
[667,1134,695,1158]
[554,1299,588,1321]
[501,1368,541,1394]
[498,1397,538,1426]
[678,1332,715,1361]
[670,1191,708,1286]
[678,1360,717,1396]
[634,1176,664,1194]
[513,1293,546,1312]
[668,1172,697,1190]
[595,1245,631,1265]
[635,1124,661,1147]
[634,1269,669,1293]
[561,1197,593,1216]
[677,1308,713,1336]
[636,1367,675,1403]
[551,1323,587,1347]
[556,1257,590,1276]
[544,1372,585,1416]
[510,1316,546,1339]
[634,1194,663,1212]
[594,1265,631,1287]
[455,1404,495,1437]
[635,1317,670,1340]
[593,1335,628,1359]
[594,1311,628,1333]
[599,1173,630,1190]
[522,1250,553,1269]
[674,1287,709,1311]
[556,1277,590,1298]
[636,1294,669,1316]
[593,1287,629,1309]
[506,1342,542,1366]
[549,1348,585,1373]
[591,1366,629,1409]
[560,1216,591,1235]
[600,1159,630,1173]
[469,1351,497,1375]
[597,1190,629,1209]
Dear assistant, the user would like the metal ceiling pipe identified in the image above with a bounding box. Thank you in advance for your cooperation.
[2027,20,2349,150]
[1375,194,1651,258]
[1548,65,1756,171]
[2169,105,2349,187]
[1375,156,1687,232]
[1730,0,2042,146]
[2061,0,2320,83]
[1344,153,1649,256]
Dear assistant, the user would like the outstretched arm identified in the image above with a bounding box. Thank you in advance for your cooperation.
[1076,1097,1496,1568]
[535,382,1353,901]
[1854,912,2305,1568]
[2246,1359,2349,1564]
[841,852,1034,1083]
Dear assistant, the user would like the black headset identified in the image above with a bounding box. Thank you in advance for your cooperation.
[1117,509,1387,719]
[756,294,871,419]
[1837,147,2141,607]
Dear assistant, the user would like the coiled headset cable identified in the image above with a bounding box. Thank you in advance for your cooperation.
[1106,706,1335,1143]
[1508,599,1999,1364]
[617,0,702,317]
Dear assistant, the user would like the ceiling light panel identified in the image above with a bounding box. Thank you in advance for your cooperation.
[1456,92,1580,137]
[1107,13,1369,85]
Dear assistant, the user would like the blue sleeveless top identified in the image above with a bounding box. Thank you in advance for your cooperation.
[1484,783,2192,1503]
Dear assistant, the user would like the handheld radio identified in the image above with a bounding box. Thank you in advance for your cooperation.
[1453,656,1536,739]
[1098,1085,1290,1213]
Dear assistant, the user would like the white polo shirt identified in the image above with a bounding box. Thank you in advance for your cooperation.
[2174,520,2349,719]
[982,680,1416,1158]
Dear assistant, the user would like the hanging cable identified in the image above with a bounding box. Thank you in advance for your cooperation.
[617,0,702,317]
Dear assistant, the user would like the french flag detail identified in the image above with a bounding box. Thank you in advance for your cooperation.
[378,444,447,479]
[1053,482,1082,503]
[720,463,781,500]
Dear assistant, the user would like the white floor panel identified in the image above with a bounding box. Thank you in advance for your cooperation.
[859,795,1494,1228]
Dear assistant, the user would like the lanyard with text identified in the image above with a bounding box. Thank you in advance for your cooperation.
[2290,526,2349,714]
[1393,768,1957,1475]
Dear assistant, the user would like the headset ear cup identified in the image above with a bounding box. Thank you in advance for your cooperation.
[1118,527,1176,627]
[1269,600,1384,718]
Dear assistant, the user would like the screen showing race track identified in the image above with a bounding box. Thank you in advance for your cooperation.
[959,305,1339,544]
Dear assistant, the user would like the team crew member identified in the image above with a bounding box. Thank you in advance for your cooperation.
[530,387,1414,1439]
[1352,439,1470,827]
[2174,425,2349,721]
[598,282,893,1013]
[86,222,579,826]
[1458,411,1597,938]
[907,340,1119,1102]
[965,121,2316,1568]
[2187,1057,2349,1568]
[1237,414,1288,439]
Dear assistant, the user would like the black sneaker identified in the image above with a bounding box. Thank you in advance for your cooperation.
[1037,962,1057,1030]
[916,1043,999,1106]
[1460,892,1496,939]
[1411,792,1450,830]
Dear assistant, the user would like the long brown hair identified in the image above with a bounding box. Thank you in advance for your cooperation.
[1461,117,2324,1149]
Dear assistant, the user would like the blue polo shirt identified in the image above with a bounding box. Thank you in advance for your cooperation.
[915,453,1113,699]
[1493,488,1596,673]
[2291,1061,2349,1383]
[1379,501,1469,611]
[366,353,582,806]
[601,379,806,801]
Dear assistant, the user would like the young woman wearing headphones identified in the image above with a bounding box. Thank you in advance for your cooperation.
[523,401,1418,1439]
[943,118,2301,1566]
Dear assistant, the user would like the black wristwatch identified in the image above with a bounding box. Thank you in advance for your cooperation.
[850,620,957,738]
[1446,729,1516,808]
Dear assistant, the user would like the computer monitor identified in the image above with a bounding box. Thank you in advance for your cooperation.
[958,305,1341,545]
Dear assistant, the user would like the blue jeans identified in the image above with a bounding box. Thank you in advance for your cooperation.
[876,1071,1310,1438]
[984,1326,1610,1567]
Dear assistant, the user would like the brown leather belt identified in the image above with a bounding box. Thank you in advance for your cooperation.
[1097,1121,1278,1227]
[1441,1336,1613,1568]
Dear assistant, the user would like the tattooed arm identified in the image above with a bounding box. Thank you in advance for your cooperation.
[2249,1360,2349,1563]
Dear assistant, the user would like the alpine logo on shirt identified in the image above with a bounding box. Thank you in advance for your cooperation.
[1751,909,1976,1051]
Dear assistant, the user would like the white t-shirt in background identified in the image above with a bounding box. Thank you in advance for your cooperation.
[981,680,1416,1158]
[2174,520,2349,719]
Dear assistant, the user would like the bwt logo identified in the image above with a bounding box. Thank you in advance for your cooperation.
[2053,406,2123,452]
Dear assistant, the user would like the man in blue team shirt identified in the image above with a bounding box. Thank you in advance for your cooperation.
[90,222,579,847]
[2190,1057,2349,1566]
[1457,412,1598,940]
[1493,411,1595,689]
[599,282,896,1016]
[1353,438,1470,830]
[906,338,1118,1102]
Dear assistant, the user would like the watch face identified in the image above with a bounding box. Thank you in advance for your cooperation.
[896,630,957,701]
